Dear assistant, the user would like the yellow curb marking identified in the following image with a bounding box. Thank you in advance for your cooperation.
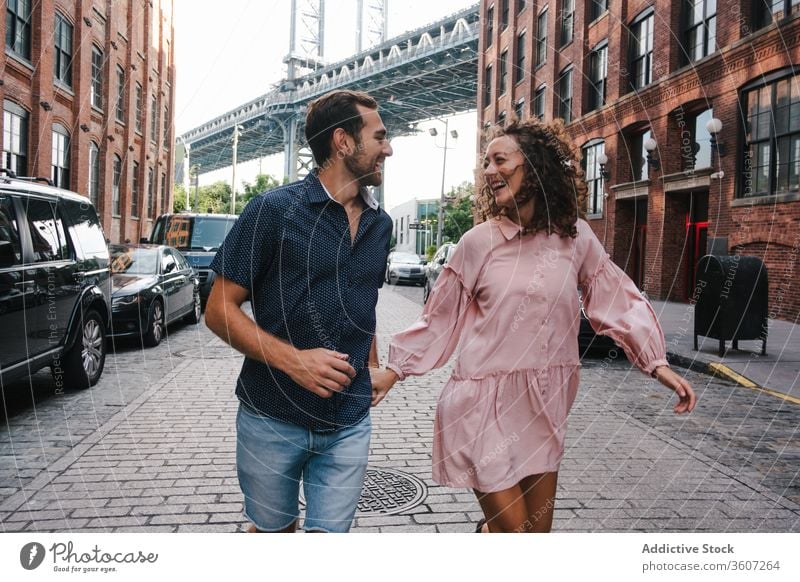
[709,363,800,405]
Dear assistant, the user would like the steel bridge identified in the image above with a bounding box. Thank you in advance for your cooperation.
[179,2,479,183]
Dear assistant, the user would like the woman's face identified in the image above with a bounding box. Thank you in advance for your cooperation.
[483,135,526,209]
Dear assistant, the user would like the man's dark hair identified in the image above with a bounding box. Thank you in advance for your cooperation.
[305,90,378,166]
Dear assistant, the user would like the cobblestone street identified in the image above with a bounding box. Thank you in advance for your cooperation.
[1,284,798,533]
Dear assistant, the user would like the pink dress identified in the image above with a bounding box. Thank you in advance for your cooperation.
[387,216,669,493]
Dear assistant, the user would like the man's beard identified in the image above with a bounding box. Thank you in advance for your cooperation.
[344,149,382,188]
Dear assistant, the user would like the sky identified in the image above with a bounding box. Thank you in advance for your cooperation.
[173,0,479,212]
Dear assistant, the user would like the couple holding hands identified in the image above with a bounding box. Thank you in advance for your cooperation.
[205,89,696,534]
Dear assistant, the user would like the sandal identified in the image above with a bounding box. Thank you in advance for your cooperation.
[475,518,487,533]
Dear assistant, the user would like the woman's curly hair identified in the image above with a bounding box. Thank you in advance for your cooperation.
[475,118,587,238]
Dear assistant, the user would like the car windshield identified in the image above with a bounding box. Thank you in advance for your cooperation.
[188,217,236,251]
[392,253,422,264]
[110,247,158,275]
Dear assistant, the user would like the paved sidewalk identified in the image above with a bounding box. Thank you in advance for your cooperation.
[651,300,800,402]
[1,286,797,533]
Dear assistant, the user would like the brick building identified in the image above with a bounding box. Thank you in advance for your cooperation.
[479,0,800,322]
[2,0,176,244]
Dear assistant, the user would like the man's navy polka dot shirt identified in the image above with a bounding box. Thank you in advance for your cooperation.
[210,171,392,432]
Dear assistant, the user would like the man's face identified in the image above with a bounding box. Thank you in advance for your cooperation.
[343,105,393,188]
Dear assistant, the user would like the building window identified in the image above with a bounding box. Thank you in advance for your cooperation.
[3,100,28,176]
[150,95,158,142]
[88,142,100,206]
[535,9,548,67]
[582,140,605,215]
[560,0,574,46]
[756,0,800,30]
[515,98,525,120]
[487,5,494,48]
[6,0,31,59]
[515,32,525,85]
[683,0,716,63]
[51,124,70,188]
[692,109,713,170]
[484,64,493,107]
[116,66,126,121]
[629,11,654,92]
[501,0,509,29]
[131,162,140,217]
[135,83,143,134]
[588,42,607,111]
[147,167,155,218]
[498,110,507,126]
[160,173,167,213]
[558,68,572,123]
[534,85,546,119]
[112,155,121,216]
[591,0,608,21]
[630,129,653,182]
[517,0,526,13]
[54,12,73,87]
[742,72,800,197]
[91,46,104,109]
[499,50,508,95]
[163,107,170,149]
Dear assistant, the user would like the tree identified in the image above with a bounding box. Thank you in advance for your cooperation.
[172,183,187,213]
[442,183,475,244]
[238,173,282,213]
[199,181,232,214]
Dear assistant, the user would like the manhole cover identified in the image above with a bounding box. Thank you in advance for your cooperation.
[176,346,242,359]
[299,468,427,515]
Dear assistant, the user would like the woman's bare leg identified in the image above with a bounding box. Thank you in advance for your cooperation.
[474,472,558,533]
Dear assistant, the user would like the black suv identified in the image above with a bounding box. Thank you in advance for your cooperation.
[0,171,111,390]
[147,213,237,307]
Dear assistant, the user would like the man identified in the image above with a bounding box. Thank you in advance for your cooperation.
[205,90,393,533]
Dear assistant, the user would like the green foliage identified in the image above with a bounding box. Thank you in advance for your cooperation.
[425,244,437,261]
[172,183,187,213]
[238,173,282,213]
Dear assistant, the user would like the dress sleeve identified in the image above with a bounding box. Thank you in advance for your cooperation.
[577,222,669,375]
[387,237,478,380]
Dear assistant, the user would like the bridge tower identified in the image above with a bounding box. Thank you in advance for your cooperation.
[283,0,325,181]
[356,0,387,52]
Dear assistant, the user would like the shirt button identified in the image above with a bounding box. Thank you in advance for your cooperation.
[541,344,547,351]
[541,319,547,325]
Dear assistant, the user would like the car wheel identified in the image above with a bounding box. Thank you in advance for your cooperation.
[423,281,431,303]
[184,290,201,324]
[60,308,106,389]
[385,269,391,284]
[143,299,165,347]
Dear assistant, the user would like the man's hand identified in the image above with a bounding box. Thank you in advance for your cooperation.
[285,348,356,398]
[370,367,399,407]
[653,365,697,414]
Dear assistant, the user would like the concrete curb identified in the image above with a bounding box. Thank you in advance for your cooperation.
[667,351,800,405]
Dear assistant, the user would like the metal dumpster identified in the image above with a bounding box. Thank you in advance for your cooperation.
[694,255,768,356]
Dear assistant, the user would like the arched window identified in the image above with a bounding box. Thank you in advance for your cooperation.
[3,100,28,176]
[51,123,70,188]
[88,142,100,206]
[112,155,122,216]
[582,139,606,216]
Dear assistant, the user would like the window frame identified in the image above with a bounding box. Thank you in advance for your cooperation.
[135,83,143,134]
[558,67,573,123]
[582,139,606,216]
[535,8,548,68]
[88,142,100,207]
[115,66,126,122]
[483,64,493,108]
[131,161,140,218]
[499,49,509,95]
[740,70,800,198]
[682,0,717,64]
[590,0,608,22]
[514,31,526,85]
[487,4,495,48]
[150,94,158,142]
[6,0,32,60]
[629,9,655,92]
[51,123,70,189]
[3,100,29,176]
[91,45,104,109]
[53,12,73,88]
[755,0,800,30]
[534,84,546,119]
[560,0,574,47]
[112,155,122,216]
[588,41,608,112]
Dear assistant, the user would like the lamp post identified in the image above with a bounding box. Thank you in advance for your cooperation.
[429,119,459,247]
[231,124,243,214]
[190,164,201,212]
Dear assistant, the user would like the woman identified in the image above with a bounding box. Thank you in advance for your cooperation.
[370,119,696,533]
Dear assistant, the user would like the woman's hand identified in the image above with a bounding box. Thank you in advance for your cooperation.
[370,367,399,407]
[653,365,697,413]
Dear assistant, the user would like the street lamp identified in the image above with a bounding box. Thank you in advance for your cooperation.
[189,163,201,212]
[429,119,459,247]
[231,124,243,214]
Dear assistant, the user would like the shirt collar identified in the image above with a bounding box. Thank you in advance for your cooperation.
[496,215,525,240]
[306,170,380,211]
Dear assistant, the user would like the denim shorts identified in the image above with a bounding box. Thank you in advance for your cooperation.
[236,405,371,533]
